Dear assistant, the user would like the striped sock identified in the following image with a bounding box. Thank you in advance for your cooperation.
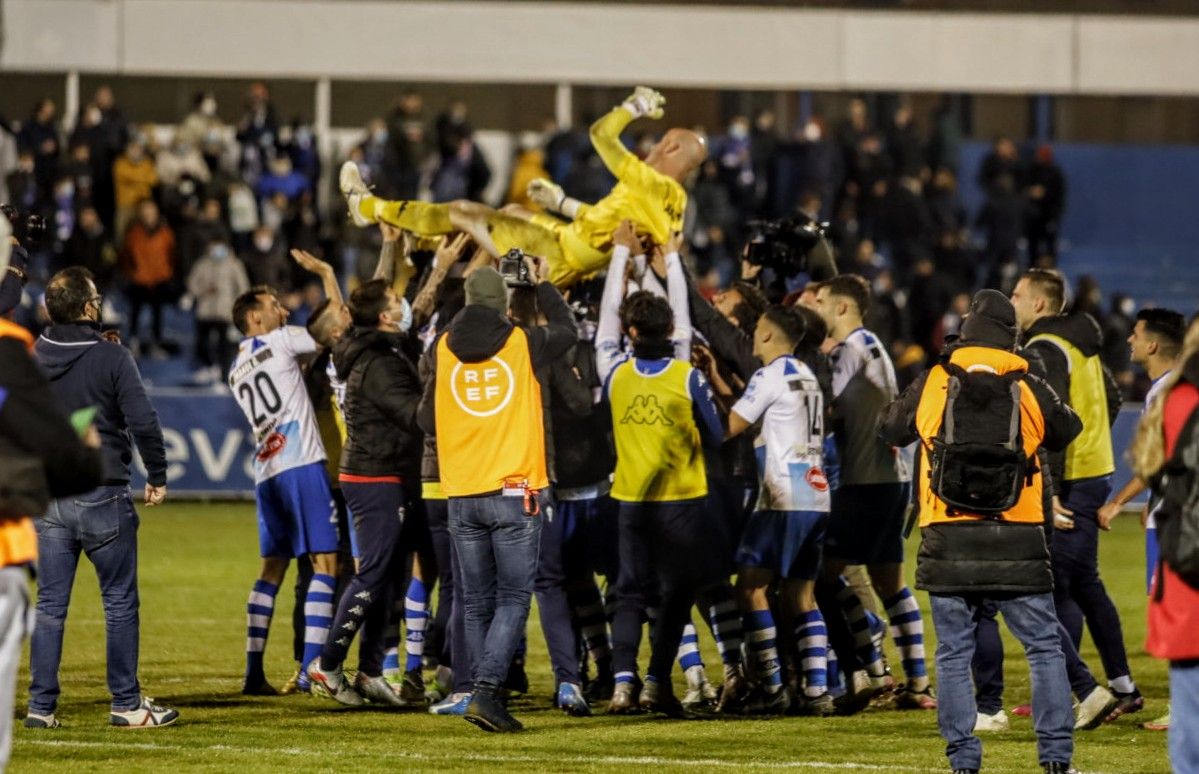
[302,574,335,679]
[246,580,278,686]
[743,609,783,692]
[835,577,886,678]
[866,609,886,657]
[568,580,612,670]
[795,609,829,697]
[404,578,430,673]
[675,621,704,672]
[703,587,745,671]
[382,595,404,678]
[884,587,928,690]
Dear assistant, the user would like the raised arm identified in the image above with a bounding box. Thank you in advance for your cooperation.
[659,234,690,362]
[411,234,470,329]
[290,249,342,306]
[595,220,639,384]
[589,87,668,187]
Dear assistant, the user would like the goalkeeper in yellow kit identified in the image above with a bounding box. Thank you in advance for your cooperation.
[338,87,706,287]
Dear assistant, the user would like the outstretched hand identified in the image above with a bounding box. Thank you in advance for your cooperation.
[623,86,665,120]
[613,219,639,252]
[290,248,333,277]
[527,178,564,211]
[433,233,471,271]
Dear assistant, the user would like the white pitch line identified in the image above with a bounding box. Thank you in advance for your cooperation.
[20,739,940,771]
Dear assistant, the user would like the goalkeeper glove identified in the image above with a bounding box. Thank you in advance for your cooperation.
[527,178,565,212]
[622,86,665,120]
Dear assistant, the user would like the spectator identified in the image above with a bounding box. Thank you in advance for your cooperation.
[177,91,228,173]
[186,241,249,383]
[112,140,158,242]
[61,206,116,291]
[975,173,1026,289]
[504,133,550,211]
[886,102,924,179]
[226,181,260,253]
[385,90,427,199]
[242,225,290,289]
[156,134,211,217]
[235,82,279,187]
[6,151,39,213]
[15,99,61,209]
[70,86,128,230]
[978,136,1025,193]
[121,199,176,354]
[279,120,320,190]
[1026,145,1066,262]
[256,155,308,203]
[429,133,490,204]
[179,197,231,276]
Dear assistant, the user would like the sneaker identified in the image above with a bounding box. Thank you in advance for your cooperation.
[795,692,836,717]
[399,669,428,706]
[1105,688,1144,721]
[1142,708,1171,731]
[464,685,522,733]
[426,665,453,704]
[833,679,875,717]
[895,685,937,710]
[737,685,791,716]
[1043,763,1079,774]
[974,709,1010,732]
[639,679,690,718]
[681,664,717,709]
[608,681,640,715]
[715,671,749,714]
[556,682,592,717]
[1074,685,1119,730]
[1012,702,1033,717]
[306,661,365,707]
[110,697,179,728]
[584,671,614,703]
[241,678,278,696]
[338,161,374,227]
[429,691,472,716]
[353,672,405,707]
[24,712,61,729]
[279,666,303,695]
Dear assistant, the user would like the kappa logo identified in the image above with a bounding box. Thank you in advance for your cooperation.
[620,394,674,426]
[449,357,515,417]
[335,636,350,646]
[349,605,364,616]
[341,620,358,632]
[355,591,372,602]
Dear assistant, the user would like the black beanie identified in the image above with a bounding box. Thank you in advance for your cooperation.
[960,289,1018,350]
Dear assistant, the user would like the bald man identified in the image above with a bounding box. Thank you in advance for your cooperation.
[338,87,706,287]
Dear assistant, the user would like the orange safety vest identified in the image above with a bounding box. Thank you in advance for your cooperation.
[914,346,1046,527]
[434,326,547,497]
[0,318,40,567]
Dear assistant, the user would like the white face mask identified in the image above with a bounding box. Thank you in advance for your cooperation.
[253,234,273,253]
[201,97,217,116]
[398,297,413,334]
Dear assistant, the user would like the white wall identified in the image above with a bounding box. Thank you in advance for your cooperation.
[3,0,1199,95]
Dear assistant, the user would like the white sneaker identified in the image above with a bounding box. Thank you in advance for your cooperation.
[306,661,365,707]
[24,712,61,729]
[338,161,374,227]
[110,697,179,728]
[1075,685,1119,730]
[681,664,717,707]
[974,709,1010,732]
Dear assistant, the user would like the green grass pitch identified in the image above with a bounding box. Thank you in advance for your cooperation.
[12,502,1171,773]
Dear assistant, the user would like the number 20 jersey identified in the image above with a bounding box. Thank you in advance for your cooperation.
[732,355,830,513]
[229,326,327,484]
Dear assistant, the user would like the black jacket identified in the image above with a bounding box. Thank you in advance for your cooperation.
[880,341,1082,594]
[417,282,576,439]
[34,322,166,486]
[333,327,422,479]
[0,335,103,501]
[1023,312,1121,488]
[550,343,614,490]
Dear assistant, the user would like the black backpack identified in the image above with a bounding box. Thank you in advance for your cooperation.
[929,363,1032,516]
[1151,403,1199,592]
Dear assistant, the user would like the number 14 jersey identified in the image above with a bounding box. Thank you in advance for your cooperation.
[229,326,326,483]
[732,355,830,513]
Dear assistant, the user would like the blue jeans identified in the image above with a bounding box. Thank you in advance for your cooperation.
[1172,661,1199,774]
[29,485,141,713]
[930,592,1073,771]
[449,494,541,688]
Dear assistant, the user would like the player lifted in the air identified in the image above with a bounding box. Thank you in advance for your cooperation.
[337,87,706,287]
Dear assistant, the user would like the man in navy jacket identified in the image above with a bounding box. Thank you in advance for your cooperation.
[26,266,179,729]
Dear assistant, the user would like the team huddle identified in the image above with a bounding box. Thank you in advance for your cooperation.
[223,88,1165,760]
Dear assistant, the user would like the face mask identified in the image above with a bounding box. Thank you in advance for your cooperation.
[729,124,749,140]
[201,98,217,116]
[253,235,273,252]
[210,244,229,261]
[803,121,822,142]
[398,297,413,334]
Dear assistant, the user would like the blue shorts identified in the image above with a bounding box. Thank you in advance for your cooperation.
[735,509,829,581]
[824,481,911,565]
[256,462,338,558]
[1146,526,1159,596]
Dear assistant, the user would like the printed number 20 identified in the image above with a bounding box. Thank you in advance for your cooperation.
[238,372,281,426]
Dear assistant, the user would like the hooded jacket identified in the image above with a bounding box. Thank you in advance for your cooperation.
[34,321,167,486]
[880,341,1081,594]
[332,326,422,479]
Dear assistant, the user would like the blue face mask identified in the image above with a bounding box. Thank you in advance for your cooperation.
[210,244,229,261]
[399,297,413,334]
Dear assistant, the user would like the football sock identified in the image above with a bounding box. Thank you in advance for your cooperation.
[835,577,886,679]
[884,587,928,691]
[404,577,430,673]
[743,609,783,693]
[676,621,704,672]
[382,595,402,678]
[304,574,335,677]
[826,646,845,697]
[369,198,453,235]
[796,609,830,698]
[568,580,612,674]
[246,579,278,686]
[702,586,746,674]
[1110,675,1136,694]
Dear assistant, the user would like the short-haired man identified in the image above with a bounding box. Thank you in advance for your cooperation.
[229,287,339,695]
[307,279,422,706]
[418,260,576,731]
[1098,306,1184,731]
[28,267,177,728]
[725,306,835,716]
[814,274,933,709]
[881,289,1083,774]
[1012,269,1141,715]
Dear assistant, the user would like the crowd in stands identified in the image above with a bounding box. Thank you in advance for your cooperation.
[3,83,1137,393]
